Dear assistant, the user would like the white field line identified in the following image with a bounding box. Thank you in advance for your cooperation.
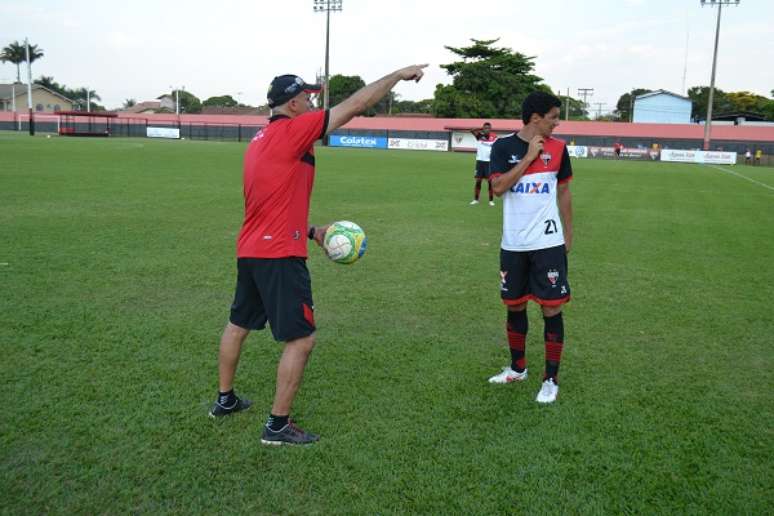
[706,164,774,193]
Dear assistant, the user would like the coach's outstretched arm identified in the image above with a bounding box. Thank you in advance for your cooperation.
[326,64,427,135]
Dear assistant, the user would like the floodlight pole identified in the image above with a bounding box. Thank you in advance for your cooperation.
[25,38,34,136]
[701,0,739,151]
[313,0,343,114]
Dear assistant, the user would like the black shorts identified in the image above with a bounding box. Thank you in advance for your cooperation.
[500,245,571,307]
[474,160,491,178]
[229,257,315,342]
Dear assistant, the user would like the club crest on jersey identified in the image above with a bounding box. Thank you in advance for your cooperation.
[540,152,552,166]
[547,269,559,286]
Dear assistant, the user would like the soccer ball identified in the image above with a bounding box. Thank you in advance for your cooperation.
[323,221,367,264]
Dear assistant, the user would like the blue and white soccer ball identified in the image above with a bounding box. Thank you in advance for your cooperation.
[323,221,367,264]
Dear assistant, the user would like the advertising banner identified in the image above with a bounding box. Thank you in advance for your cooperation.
[588,146,657,160]
[566,145,588,158]
[660,149,736,165]
[329,135,388,149]
[451,131,479,151]
[387,138,449,152]
[147,126,180,139]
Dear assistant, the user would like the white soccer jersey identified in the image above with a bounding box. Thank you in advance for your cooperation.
[475,132,497,162]
[489,135,573,251]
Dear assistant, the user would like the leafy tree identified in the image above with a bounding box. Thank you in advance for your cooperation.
[70,87,102,111]
[432,38,548,118]
[725,91,769,114]
[123,98,136,108]
[327,74,366,107]
[562,95,590,120]
[391,98,434,114]
[170,89,201,113]
[614,88,651,122]
[34,76,68,97]
[687,86,733,121]
[203,95,238,108]
[1,41,44,83]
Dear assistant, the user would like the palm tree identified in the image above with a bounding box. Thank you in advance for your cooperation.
[71,87,101,110]
[34,75,67,97]
[0,41,44,83]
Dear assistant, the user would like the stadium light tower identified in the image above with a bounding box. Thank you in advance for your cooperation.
[700,0,740,150]
[313,0,343,113]
[25,38,34,136]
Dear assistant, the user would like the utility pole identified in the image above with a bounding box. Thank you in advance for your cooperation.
[593,102,606,119]
[700,0,740,150]
[577,88,594,118]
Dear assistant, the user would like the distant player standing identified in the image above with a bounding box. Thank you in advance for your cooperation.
[209,64,428,445]
[487,91,573,404]
[469,122,497,206]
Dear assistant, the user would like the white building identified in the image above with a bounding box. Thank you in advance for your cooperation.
[633,90,692,124]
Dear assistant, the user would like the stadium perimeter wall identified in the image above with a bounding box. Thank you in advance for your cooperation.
[1,112,773,159]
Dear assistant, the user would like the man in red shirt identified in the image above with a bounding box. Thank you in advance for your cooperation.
[209,65,427,446]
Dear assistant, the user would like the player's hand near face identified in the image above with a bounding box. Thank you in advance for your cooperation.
[526,135,544,163]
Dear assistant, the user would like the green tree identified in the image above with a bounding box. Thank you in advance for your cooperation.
[327,74,366,107]
[1,41,44,83]
[687,86,733,121]
[725,91,769,114]
[171,89,201,113]
[562,95,590,120]
[202,95,238,108]
[123,98,136,108]
[391,98,434,114]
[614,88,652,122]
[69,87,102,111]
[34,75,68,97]
[432,38,548,118]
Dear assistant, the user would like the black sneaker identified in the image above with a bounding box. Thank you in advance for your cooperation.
[208,396,252,418]
[260,421,320,446]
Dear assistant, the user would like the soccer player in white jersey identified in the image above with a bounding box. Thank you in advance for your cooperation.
[469,122,498,206]
[486,91,573,404]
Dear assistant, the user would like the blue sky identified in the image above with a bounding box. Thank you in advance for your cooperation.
[1,0,771,112]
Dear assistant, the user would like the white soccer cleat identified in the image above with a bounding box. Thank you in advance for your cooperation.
[488,367,528,384]
[536,378,559,404]
[469,200,479,205]
[488,201,495,206]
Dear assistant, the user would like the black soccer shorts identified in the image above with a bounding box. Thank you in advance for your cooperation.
[229,257,315,342]
[500,245,571,307]
[474,160,491,178]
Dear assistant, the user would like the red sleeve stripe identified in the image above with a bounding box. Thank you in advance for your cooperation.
[558,176,573,185]
[490,172,503,179]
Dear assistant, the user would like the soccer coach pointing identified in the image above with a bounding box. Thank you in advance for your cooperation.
[210,64,428,446]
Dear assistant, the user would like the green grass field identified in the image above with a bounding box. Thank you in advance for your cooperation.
[1,132,773,514]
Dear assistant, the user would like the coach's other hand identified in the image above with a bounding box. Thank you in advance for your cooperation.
[311,225,330,248]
